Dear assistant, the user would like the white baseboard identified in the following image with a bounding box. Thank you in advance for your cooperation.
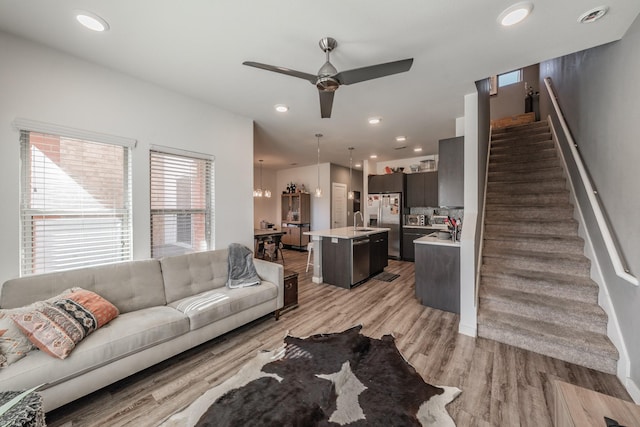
[458,322,477,337]
[626,377,640,403]
[312,276,323,284]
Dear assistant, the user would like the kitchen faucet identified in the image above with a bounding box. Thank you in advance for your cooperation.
[354,211,363,230]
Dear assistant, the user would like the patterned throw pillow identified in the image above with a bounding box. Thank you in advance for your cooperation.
[10,288,119,360]
[0,304,43,367]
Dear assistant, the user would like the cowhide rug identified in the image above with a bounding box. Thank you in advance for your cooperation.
[161,325,461,426]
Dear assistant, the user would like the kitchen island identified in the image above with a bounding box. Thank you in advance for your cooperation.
[304,227,389,288]
[414,233,460,313]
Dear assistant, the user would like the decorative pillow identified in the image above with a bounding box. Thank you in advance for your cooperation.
[10,288,119,360]
[0,304,44,367]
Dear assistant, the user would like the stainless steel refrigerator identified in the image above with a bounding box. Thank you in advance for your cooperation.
[366,193,402,259]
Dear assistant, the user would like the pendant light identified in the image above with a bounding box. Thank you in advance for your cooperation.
[253,160,271,198]
[314,133,323,198]
[347,147,354,200]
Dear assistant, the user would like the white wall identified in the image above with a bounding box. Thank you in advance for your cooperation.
[276,163,331,231]
[0,31,254,282]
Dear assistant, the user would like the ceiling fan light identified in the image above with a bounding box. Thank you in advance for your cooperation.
[498,2,533,26]
[316,76,340,92]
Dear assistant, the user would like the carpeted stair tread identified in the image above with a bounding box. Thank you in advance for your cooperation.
[491,139,555,155]
[491,132,552,145]
[484,218,578,236]
[477,309,618,374]
[488,158,563,173]
[484,206,575,220]
[487,180,566,194]
[492,121,550,135]
[486,192,570,207]
[484,229,584,249]
[480,264,598,303]
[490,148,558,164]
[483,247,590,276]
[488,167,564,183]
[479,285,607,333]
[483,232,584,254]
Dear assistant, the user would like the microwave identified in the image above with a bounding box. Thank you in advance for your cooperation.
[406,214,425,226]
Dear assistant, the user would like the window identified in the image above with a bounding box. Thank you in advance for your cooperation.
[150,148,214,258]
[20,129,132,275]
[498,69,522,87]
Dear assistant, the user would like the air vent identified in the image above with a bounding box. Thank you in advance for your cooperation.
[394,146,407,150]
[578,6,608,24]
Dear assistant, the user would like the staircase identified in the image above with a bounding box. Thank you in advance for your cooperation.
[478,120,619,374]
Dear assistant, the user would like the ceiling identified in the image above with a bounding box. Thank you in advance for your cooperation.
[0,1,638,170]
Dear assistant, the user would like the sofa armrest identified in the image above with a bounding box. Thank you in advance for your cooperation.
[253,259,284,309]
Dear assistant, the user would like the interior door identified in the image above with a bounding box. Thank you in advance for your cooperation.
[331,182,347,229]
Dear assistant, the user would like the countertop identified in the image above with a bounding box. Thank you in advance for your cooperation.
[304,226,390,239]
[414,232,461,248]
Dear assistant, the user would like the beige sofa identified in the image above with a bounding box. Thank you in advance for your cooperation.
[0,248,283,412]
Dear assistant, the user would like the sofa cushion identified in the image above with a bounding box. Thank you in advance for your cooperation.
[169,280,278,330]
[161,249,229,304]
[0,306,189,391]
[10,289,120,359]
[0,259,166,314]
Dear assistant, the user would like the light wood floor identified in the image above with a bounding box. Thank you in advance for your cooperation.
[46,249,631,426]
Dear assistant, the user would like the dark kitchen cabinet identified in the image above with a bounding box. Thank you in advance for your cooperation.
[406,172,438,207]
[368,173,405,193]
[322,237,351,289]
[415,243,460,314]
[438,137,464,207]
[402,228,437,261]
[369,232,388,274]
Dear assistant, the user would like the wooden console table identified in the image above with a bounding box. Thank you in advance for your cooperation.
[554,380,640,427]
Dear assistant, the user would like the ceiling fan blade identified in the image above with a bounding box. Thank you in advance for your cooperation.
[242,61,317,84]
[334,58,414,85]
[319,91,334,119]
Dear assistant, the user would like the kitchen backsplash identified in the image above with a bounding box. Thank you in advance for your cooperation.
[409,206,464,226]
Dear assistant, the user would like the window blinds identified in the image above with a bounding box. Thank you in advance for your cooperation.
[20,131,132,275]
[150,149,213,258]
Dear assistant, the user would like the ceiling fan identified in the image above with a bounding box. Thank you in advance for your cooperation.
[243,37,414,118]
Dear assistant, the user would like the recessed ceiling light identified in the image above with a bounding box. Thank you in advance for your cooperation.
[370,154,377,159]
[395,136,407,142]
[75,11,110,32]
[498,2,533,26]
[355,163,362,168]
[578,6,609,24]
[274,104,289,113]
[368,117,382,125]
[414,147,423,152]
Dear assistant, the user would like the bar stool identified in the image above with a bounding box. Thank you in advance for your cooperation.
[306,241,314,272]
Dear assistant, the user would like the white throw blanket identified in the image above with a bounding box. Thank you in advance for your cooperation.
[226,243,261,288]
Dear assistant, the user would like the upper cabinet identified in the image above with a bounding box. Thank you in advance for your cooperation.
[368,173,406,194]
[281,193,310,224]
[438,136,464,207]
[406,171,438,207]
